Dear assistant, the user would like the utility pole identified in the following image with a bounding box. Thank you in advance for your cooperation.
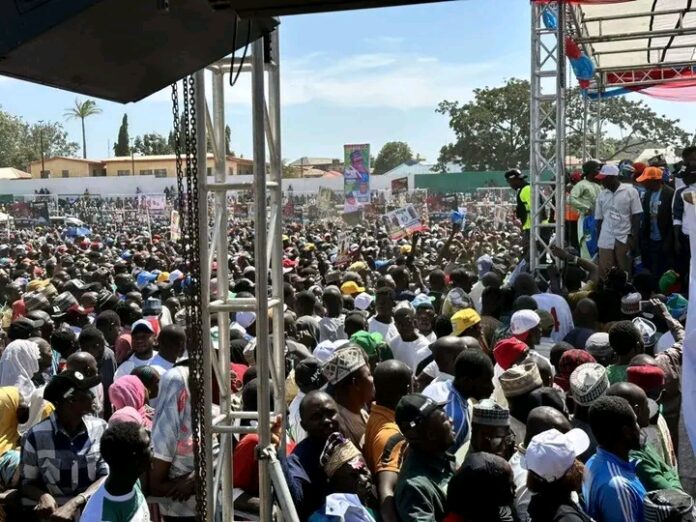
[40,127,45,177]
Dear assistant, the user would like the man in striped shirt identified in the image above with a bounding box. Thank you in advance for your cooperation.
[582,396,646,522]
[20,369,108,520]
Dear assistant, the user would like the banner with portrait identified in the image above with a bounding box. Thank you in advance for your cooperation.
[381,204,426,240]
[139,195,167,211]
[170,210,181,241]
[391,177,408,194]
[343,144,370,213]
[31,201,50,226]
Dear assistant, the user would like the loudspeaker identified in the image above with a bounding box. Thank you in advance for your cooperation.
[0,0,278,103]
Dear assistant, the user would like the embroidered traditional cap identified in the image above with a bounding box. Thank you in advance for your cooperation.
[322,347,366,385]
[570,363,609,406]
[499,362,543,398]
[643,489,695,522]
[621,292,642,315]
[633,317,657,347]
[320,432,364,479]
[472,399,510,427]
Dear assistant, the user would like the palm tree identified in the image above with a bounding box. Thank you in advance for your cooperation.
[64,98,102,159]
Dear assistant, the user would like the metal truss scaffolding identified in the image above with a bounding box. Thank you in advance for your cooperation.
[186,28,299,522]
[530,1,566,272]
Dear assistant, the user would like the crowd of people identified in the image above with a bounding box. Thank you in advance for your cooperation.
[0,156,694,521]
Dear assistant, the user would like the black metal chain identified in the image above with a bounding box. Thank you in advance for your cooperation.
[172,76,209,520]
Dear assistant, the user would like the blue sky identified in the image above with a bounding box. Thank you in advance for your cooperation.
[0,0,692,164]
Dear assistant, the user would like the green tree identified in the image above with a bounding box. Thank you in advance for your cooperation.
[435,78,532,172]
[132,133,173,155]
[28,122,80,163]
[225,125,233,155]
[565,89,690,161]
[0,109,78,170]
[373,141,416,175]
[435,79,691,171]
[167,130,177,152]
[113,114,130,156]
[63,98,101,159]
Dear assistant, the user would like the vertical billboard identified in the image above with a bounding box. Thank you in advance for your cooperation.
[343,143,370,213]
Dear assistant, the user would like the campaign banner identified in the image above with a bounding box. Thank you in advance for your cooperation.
[170,210,181,241]
[391,177,408,194]
[140,195,167,211]
[381,204,426,240]
[343,144,370,213]
[31,201,50,225]
[318,187,334,210]
[334,231,353,266]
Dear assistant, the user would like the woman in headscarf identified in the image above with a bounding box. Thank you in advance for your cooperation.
[0,339,41,403]
[0,387,22,491]
[108,375,153,429]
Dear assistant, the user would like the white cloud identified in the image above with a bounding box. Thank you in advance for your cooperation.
[143,51,508,110]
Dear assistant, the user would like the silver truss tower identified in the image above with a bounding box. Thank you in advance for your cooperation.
[530,1,567,271]
[192,27,298,522]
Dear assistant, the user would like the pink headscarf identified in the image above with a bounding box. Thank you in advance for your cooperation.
[11,300,26,322]
[109,376,152,428]
[108,406,145,428]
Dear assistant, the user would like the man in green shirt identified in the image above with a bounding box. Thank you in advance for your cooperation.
[80,421,151,522]
[570,160,603,259]
[505,169,532,260]
[394,394,455,522]
[607,382,682,492]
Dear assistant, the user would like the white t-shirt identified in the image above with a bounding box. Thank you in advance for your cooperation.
[114,352,159,380]
[149,353,176,376]
[595,183,642,248]
[367,317,399,344]
[422,372,454,402]
[319,315,346,343]
[80,481,150,522]
[389,334,431,373]
[533,293,574,342]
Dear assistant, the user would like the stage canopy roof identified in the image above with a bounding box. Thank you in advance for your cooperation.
[568,0,696,95]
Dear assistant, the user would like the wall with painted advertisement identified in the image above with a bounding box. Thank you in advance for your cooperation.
[343,144,370,213]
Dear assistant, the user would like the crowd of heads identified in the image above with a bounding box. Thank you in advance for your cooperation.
[0,170,693,521]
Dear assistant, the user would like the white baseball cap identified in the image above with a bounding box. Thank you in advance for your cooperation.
[510,309,541,335]
[523,428,590,482]
[313,340,340,363]
[596,164,620,179]
[354,292,373,311]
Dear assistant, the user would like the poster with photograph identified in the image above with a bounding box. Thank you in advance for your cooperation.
[343,144,370,213]
[381,204,425,240]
